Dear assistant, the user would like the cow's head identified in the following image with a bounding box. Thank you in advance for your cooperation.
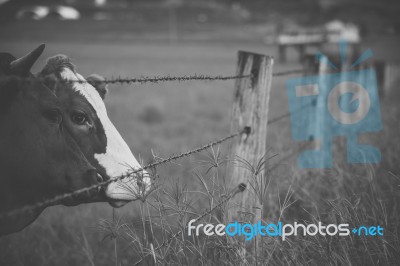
[0,45,102,235]
[38,55,151,207]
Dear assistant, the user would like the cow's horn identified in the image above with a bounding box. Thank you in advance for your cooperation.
[9,44,45,76]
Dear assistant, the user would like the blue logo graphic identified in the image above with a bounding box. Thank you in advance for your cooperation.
[286,41,382,168]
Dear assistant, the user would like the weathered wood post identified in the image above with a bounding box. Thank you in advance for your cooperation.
[226,51,273,261]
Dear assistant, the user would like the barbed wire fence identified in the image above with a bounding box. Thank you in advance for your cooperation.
[77,69,303,84]
[0,55,307,241]
[1,69,303,85]
[0,104,302,220]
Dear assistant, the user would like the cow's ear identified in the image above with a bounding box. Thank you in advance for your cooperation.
[9,44,45,77]
[86,74,108,100]
[0,78,21,112]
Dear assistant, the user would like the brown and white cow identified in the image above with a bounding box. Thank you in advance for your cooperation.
[38,54,151,207]
[0,45,101,235]
[0,45,151,235]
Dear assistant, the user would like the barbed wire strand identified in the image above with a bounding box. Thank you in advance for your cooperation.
[133,182,247,266]
[1,69,303,86]
[88,74,253,84]
[79,69,303,84]
[0,128,247,220]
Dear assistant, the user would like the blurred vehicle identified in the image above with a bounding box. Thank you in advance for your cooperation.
[276,20,361,62]
[16,5,80,20]
[325,20,360,43]
[16,6,49,20]
[277,20,360,46]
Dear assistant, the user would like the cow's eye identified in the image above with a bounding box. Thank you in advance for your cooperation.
[71,112,88,125]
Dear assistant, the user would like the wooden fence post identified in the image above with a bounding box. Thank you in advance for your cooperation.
[226,51,273,261]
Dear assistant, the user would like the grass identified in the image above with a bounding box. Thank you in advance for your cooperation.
[1,18,400,265]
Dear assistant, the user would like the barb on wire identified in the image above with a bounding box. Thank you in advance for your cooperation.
[133,182,246,266]
[0,128,245,220]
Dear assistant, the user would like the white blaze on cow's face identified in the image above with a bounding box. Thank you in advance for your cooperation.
[59,68,151,201]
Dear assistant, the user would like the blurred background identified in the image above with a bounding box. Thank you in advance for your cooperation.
[1,0,400,265]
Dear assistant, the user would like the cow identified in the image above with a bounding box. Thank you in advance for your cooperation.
[0,44,152,235]
[38,54,152,207]
[0,45,101,235]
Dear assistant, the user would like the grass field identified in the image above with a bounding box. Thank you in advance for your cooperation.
[1,17,400,265]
